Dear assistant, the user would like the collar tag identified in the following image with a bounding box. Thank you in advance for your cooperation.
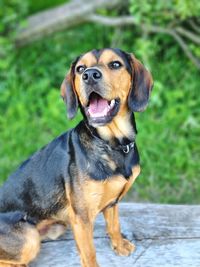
[122,142,135,153]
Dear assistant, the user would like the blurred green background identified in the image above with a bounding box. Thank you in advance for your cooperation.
[0,0,199,203]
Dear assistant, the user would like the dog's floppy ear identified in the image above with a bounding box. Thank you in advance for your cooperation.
[61,58,80,119]
[127,53,153,112]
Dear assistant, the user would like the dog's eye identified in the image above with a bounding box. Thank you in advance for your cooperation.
[108,61,122,70]
[76,65,86,74]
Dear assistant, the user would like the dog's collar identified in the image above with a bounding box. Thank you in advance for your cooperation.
[84,122,135,154]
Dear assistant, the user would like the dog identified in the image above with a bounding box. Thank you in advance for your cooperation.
[0,48,153,267]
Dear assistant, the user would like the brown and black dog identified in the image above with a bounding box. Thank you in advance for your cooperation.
[0,48,153,267]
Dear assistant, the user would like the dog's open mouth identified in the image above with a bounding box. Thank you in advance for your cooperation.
[85,92,120,125]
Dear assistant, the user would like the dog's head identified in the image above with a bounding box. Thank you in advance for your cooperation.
[61,48,153,126]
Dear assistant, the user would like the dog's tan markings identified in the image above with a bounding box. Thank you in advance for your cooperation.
[81,175,127,220]
[103,205,135,256]
[0,263,27,267]
[101,154,116,171]
[76,166,140,257]
[19,226,40,265]
[119,165,141,200]
[78,165,140,221]
[74,52,97,106]
[53,206,68,222]
[98,49,124,65]
[98,49,131,101]
[97,111,134,142]
[65,172,137,266]
[103,165,140,256]
[71,217,99,267]
[96,50,134,141]
[0,224,40,267]
[65,187,99,267]
[0,226,40,266]
[78,52,97,67]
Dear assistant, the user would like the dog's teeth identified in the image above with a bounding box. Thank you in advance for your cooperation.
[110,99,115,108]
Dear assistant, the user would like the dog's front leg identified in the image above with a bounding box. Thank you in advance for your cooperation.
[69,208,99,267]
[103,204,135,256]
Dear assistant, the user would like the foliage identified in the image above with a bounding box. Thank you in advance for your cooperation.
[27,0,67,14]
[127,0,200,203]
[0,0,199,204]
[0,22,113,183]
[0,0,27,84]
[130,0,200,24]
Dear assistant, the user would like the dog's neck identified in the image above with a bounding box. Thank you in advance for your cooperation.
[95,112,136,146]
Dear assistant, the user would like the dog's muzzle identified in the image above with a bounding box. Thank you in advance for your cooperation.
[81,68,120,126]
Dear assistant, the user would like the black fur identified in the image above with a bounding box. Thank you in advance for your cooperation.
[126,53,153,112]
[0,121,139,222]
[64,57,80,119]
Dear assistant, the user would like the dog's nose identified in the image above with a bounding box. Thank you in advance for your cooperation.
[82,68,102,84]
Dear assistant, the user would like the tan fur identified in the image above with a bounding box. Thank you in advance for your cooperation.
[65,169,140,224]
[119,165,141,200]
[82,175,127,221]
[103,205,135,256]
[69,208,99,267]
[20,226,40,264]
[0,226,40,266]
[74,52,97,106]
[101,154,116,171]
[0,264,26,267]
[103,165,140,256]
[64,165,140,265]
[82,166,140,221]
[97,110,134,142]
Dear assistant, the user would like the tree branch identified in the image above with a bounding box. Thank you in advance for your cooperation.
[88,14,172,35]
[170,31,200,69]
[15,5,200,70]
[175,27,200,44]
[88,14,137,26]
[16,0,122,46]
[188,20,200,34]
[88,14,200,70]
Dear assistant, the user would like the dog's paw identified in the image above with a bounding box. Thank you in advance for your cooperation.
[112,238,135,256]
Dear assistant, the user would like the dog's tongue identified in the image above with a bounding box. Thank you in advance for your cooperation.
[88,96,109,117]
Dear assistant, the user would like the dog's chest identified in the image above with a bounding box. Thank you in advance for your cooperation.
[82,175,127,218]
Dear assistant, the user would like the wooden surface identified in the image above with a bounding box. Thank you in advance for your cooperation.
[30,203,200,267]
